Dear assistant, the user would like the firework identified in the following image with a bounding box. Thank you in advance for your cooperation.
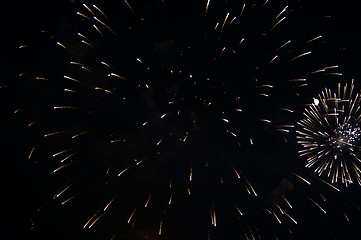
[13,0,348,239]
[297,79,361,187]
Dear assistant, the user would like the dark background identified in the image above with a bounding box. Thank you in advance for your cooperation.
[2,0,361,239]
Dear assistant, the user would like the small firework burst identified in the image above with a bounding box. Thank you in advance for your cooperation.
[297,79,361,187]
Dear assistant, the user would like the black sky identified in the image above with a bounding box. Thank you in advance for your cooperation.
[3,0,361,239]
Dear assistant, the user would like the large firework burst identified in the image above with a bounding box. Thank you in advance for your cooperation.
[11,0,348,239]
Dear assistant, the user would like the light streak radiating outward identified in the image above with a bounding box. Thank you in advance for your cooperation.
[297,80,361,187]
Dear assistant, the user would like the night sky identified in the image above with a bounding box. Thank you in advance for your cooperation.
[2,0,361,239]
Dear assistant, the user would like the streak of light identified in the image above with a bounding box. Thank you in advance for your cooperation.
[159,219,163,235]
[44,131,63,137]
[343,211,350,222]
[272,210,282,224]
[56,42,67,49]
[84,211,99,228]
[227,129,237,137]
[213,23,219,32]
[318,178,340,191]
[280,108,293,113]
[35,77,49,81]
[127,208,136,223]
[235,205,243,216]
[136,159,145,166]
[270,16,286,32]
[53,148,72,158]
[323,65,339,70]
[292,172,311,185]
[53,106,77,110]
[136,58,143,64]
[276,40,291,52]
[260,119,271,123]
[53,163,72,173]
[28,146,36,159]
[145,194,152,207]
[189,167,193,182]
[64,89,77,93]
[220,47,226,57]
[291,51,312,61]
[263,208,272,215]
[205,0,210,16]
[108,73,125,79]
[72,131,89,139]
[82,3,95,16]
[110,139,125,143]
[88,212,106,229]
[101,61,113,68]
[76,12,91,21]
[269,55,278,63]
[104,198,115,211]
[220,13,230,32]
[93,16,115,34]
[232,167,241,179]
[240,4,245,18]
[274,202,284,214]
[93,4,108,19]
[307,197,327,214]
[168,194,173,205]
[289,78,306,82]
[306,35,322,44]
[64,75,82,84]
[94,87,113,94]
[60,152,78,163]
[245,179,257,196]
[239,38,245,47]
[54,183,72,198]
[319,193,327,202]
[82,40,94,48]
[325,72,343,76]
[93,24,103,36]
[210,204,216,227]
[229,17,237,26]
[308,68,325,75]
[281,195,292,208]
[157,138,163,146]
[118,166,131,176]
[61,196,75,205]
[284,212,297,224]
[273,6,288,22]
[123,0,133,12]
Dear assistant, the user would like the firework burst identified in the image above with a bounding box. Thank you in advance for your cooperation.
[297,79,361,187]
[13,0,348,239]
